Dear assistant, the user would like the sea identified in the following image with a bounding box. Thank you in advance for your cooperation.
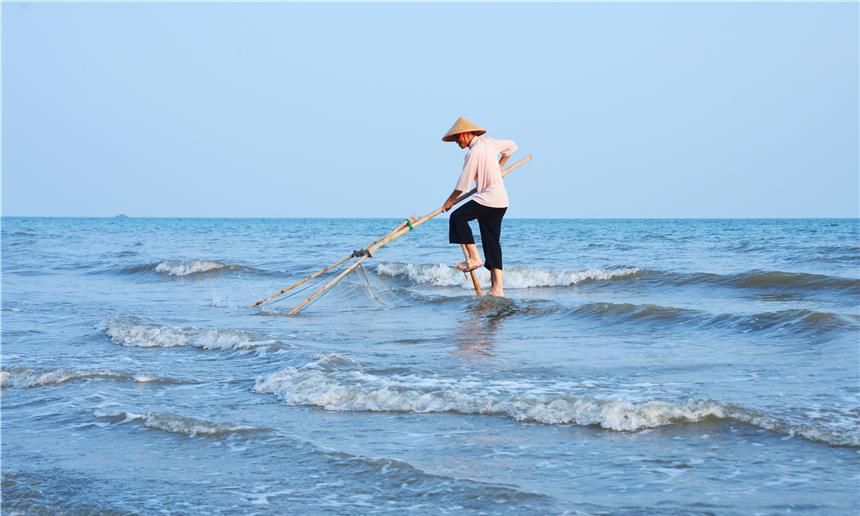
[2,217,858,515]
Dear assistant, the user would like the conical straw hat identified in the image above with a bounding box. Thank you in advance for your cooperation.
[441,116,487,142]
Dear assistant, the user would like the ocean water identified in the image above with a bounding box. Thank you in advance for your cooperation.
[2,217,858,515]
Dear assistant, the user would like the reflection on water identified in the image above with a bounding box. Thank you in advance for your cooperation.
[451,297,516,357]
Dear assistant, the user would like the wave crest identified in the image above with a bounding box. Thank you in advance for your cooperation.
[253,367,725,431]
[123,260,258,277]
[94,409,264,437]
[567,303,858,337]
[100,316,280,351]
[730,270,860,291]
[633,269,860,295]
[253,363,859,447]
[705,308,858,336]
[375,262,641,289]
[0,368,185,389]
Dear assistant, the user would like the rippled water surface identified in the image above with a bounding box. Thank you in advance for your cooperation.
[2,217,859,514]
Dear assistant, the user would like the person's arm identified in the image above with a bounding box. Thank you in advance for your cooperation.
[443,189,463,212]
[496,139,518,171]
[444,153,477,211]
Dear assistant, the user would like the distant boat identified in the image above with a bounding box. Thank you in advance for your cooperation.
[115,214,129,218]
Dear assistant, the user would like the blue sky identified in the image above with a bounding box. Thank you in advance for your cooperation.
[2,2,857,218]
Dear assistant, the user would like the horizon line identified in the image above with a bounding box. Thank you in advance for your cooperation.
[2,215,858,221]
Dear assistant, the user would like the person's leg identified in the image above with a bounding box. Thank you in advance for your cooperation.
[489,268,504,297]
[449,201,483,268]
[459,244,481,270]
[477,207,507,296]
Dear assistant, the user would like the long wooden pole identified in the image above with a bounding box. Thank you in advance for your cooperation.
[460,245,483,297]
[250,254,353,308]
[286,155,532,315]
[250,218,413,307]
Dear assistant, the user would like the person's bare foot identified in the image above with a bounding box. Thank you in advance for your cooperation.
[455,260,482,272]
[487,288,504,297]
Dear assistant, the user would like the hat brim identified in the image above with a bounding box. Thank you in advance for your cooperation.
[442,129,486,142]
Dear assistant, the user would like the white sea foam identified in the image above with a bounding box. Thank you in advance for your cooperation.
[730,408,860,447]
[504,266,643,289]
[306,352,365,371]
[94,409,262,437]
[375,262,640,289]
[253,366,725,431]
[153,260,232,276]
[210,294,233,307]
[253,363,860,446]
[0,368,180,389]
[100,316,278,351]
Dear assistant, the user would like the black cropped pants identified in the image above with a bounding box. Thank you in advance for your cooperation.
[448,200,507,270]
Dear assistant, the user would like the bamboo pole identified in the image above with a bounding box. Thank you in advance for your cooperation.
[460,245,483,297]
[250,254,352,308]
[285,155,532,315]
[250,217,413,307]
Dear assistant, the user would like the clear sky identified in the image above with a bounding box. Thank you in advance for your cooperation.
[2,1,858,218]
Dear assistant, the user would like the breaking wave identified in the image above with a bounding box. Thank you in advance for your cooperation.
[94,409,265,437]
[99,316,282,351]
[0,368,187,389]
[374,262,641,289]
[123,260,261,277]
[254,359,860,447]
[377,263,860,297]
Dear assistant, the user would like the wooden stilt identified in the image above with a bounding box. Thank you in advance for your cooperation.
[460,245,483,297]
[280,155,532,315]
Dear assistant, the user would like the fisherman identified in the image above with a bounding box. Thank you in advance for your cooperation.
[442,116,518,298]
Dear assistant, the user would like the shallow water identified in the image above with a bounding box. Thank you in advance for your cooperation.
[2,217,859,514]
